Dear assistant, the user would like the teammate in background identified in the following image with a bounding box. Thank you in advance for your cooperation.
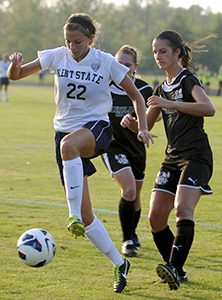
[196,63,204,84]
[0,53,11,101]
[121,30,215,290]
[152,75,159,90]
[216,64,222,96]
[8,13,155,293]
[102,45,153,257]
[202,65,211,94]
[38,70,46,85]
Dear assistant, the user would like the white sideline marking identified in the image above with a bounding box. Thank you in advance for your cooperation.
[1,196,222,229]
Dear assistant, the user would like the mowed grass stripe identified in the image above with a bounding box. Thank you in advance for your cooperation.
[1,196,222,229]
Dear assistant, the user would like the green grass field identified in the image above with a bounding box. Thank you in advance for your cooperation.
[0,82,222,300]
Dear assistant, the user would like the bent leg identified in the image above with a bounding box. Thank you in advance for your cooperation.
[149,190,175,263]
[114,169,136,243]
[61,128,96,220]
[170,186,201,275]
[82,177,123,266]
[149,190,174,232]
[131,180,143,247]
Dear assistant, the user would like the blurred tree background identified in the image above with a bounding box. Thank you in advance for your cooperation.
[0,0,222,73]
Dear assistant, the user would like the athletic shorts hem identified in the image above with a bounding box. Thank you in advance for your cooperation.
[179,184,213,195]
[111,166,131,175]
[110,166,145,181]
[102,151,145,180]
[135,178,145,182]
[151,188,175,196]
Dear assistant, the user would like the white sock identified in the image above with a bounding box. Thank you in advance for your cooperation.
[63,157,83,219]
[4,91,8,101]
[85,215,123,266]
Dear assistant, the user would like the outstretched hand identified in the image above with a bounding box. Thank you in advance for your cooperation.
[9,52,23,67]
[121,114,158,148]
[137,129,158,148]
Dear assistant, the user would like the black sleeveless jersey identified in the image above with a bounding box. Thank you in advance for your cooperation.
[109,77,153,159]
[155,69,212,162]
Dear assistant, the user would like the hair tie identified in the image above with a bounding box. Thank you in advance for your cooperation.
[67,16,95,34]
[182,45,187,56]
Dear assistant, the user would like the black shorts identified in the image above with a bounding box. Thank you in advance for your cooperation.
[55,120,113,185]
[152,155,213,195]
[102,145,145,181]
[0,77,9,86]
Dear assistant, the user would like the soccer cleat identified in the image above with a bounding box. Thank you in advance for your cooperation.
[113,258,131,293]
[156,263,180,290]
[122,240,137,257]
[155,271,188,284]
[180,272,188,282]
[67,216,86,238]
[132,234,142,248]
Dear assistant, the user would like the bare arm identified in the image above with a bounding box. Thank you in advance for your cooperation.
[121,106,161,132]
[147,85,215,117]
[146,106,162,131]
[119,74,148,131]
[7,52,41,80]
[119,74,157,147]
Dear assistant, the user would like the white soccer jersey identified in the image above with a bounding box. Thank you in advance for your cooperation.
[38,47,129,133]
[0,60,10,78]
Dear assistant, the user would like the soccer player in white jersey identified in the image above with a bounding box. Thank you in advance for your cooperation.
[8,13,155,293]
[0,53,11,101]
[121,30,215,291]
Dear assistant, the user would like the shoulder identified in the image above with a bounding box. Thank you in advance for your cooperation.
[181,70,203,96]
[38,46,69,70]
[135,77,152,89]
[181,69,202,87]
[91,48,115,61]
[135,77,153,97]
[38,46,68,58]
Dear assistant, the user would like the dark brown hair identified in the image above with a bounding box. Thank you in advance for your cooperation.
[116,45,141,75]
[63,13,100,46]
[155,30,217,69]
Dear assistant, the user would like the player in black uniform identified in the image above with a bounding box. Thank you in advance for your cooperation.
[121,30,215,290]
[102,45,153,256]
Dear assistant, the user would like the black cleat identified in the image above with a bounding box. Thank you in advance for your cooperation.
[113,258,131,293]
[132,234,142,248]
[155,271,188,284]
[180,272,188,282]
[122,240,137,257]
[156,263,180,290]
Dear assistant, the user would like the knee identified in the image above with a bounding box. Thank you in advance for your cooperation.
[148,211,160,230]
[60,137,77,160]
[148,208,169,232]
[122,185,136,201]
[175,203,192,220]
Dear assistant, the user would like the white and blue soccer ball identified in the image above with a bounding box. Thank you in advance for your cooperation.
[17,228,56,267]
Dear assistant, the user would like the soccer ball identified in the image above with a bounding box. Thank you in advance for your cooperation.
[17,228,56,267]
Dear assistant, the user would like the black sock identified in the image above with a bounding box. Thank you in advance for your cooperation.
[170,219,194,276]
[152,225,174,263]
[119,197,136,242]
[132,208,141,236]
